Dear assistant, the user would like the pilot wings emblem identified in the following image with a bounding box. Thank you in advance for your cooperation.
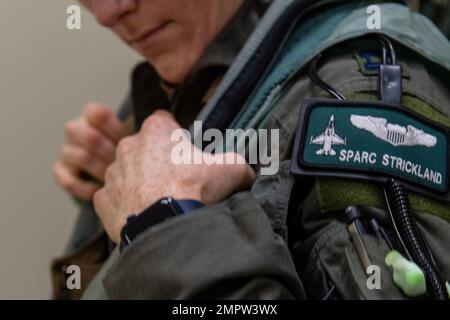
[350,115,437,148]
[310,114,346,156]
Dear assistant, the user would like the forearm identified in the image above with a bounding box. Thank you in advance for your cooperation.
[103,192,305,300]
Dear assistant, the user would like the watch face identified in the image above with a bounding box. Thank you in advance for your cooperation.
[151,200,180,219]
[121,198,179,248]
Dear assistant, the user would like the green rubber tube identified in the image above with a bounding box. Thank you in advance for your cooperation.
[385,250,427,297]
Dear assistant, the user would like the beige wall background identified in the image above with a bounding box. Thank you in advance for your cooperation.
[0,0,140,299]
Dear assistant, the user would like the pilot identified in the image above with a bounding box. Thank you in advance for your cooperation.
[52,0,450,300]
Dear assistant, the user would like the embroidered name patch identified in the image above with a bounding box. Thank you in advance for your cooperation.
[291,99,450,196]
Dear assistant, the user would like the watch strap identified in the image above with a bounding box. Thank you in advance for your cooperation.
[120,197,203,252]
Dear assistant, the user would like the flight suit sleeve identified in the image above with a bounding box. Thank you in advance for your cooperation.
[102,192,305,299]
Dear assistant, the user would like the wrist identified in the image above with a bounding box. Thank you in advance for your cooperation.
[165,187,205,205]
[119,197,204,252]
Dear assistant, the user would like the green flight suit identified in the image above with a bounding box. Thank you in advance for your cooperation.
[53,0,450,300]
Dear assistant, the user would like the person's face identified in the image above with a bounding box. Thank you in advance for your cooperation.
[79,0,244,83]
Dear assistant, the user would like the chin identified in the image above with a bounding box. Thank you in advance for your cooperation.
[156,66,190,84]
[144,49,201,84]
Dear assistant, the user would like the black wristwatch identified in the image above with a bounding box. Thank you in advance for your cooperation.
[120,197,204,252]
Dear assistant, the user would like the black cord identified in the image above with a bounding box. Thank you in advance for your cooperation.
[383,187,414,261]
[384,180,448,300]
[308,34,397,100]
[308,54,346,100]
[375,34,397,64]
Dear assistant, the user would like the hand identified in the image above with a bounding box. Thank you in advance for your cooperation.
[93,110,255,243]
[53,102,123,201]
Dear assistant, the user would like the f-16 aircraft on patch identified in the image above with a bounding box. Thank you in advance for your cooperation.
[310,114,346,156]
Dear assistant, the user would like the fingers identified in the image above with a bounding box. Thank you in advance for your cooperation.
[53,162,101,201]
[222,152,256,191]
[151,109,175,119]
[199,152,256,204]
[241,164,256,190]
[83,103,123,143]
[60,144,108,182]
[65,117,116,163]
[55,102,122,200]
[141,109,180,135]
